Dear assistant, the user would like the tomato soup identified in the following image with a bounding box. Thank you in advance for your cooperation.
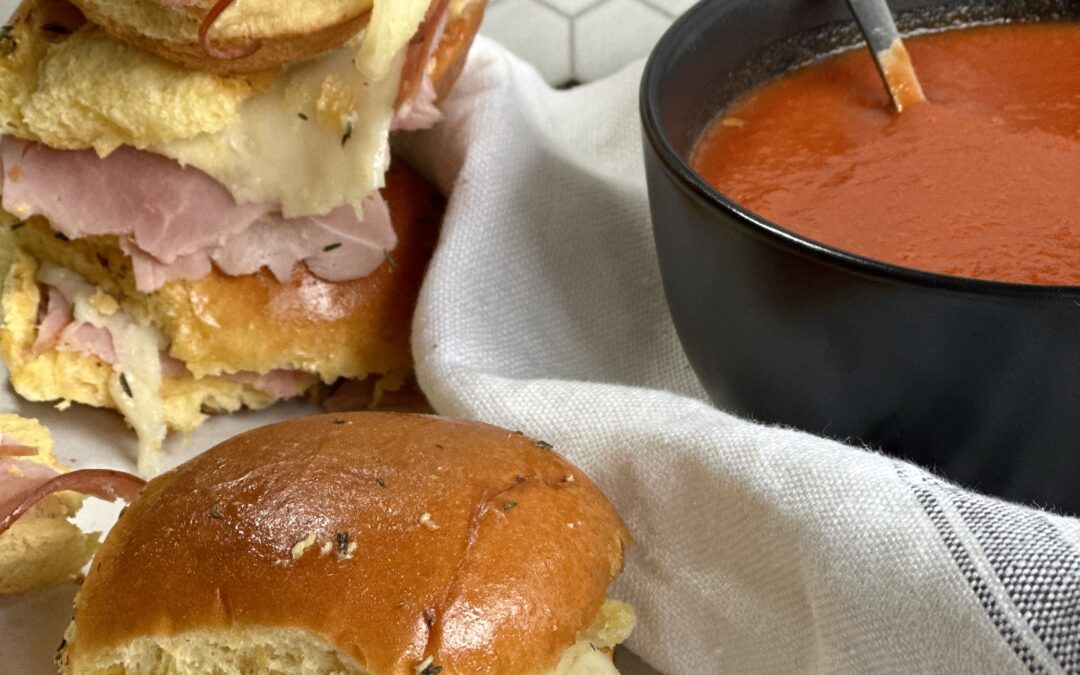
[692,23,1080,286]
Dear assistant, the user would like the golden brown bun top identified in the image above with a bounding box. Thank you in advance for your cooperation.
[66,0,486,75]
[69,413,630,674]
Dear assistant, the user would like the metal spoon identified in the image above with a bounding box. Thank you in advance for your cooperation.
[845,0,926,112]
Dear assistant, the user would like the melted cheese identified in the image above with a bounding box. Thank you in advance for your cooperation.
[550,641,621,674]
[549,600,636,674]
[36,264,167,477]
[157,41,403,218]
[356,0,431,81]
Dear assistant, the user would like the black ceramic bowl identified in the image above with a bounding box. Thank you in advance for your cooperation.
[642,0,1080,514]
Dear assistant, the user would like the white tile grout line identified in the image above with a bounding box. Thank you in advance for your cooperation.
[536,0,607,18]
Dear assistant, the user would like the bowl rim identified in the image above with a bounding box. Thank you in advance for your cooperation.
[639,0,1080,299]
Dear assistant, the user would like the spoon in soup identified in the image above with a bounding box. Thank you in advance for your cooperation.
[845,0,926,111]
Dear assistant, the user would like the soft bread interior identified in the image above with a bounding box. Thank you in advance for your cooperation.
[0,513,98,595]
[59,600,635,674]
[0,12,258,155]
[59,627,371,675]
[0,414,97,595]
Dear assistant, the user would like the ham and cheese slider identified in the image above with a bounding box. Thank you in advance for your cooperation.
[0,0,485,475]
[0,414,143,594]
[56,413,636,674]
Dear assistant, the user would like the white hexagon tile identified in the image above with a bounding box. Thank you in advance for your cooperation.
[481,0,699,85]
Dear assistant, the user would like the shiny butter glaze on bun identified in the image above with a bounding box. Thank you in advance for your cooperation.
[60,413,633,674]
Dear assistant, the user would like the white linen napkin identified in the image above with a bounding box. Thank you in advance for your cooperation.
[396,37,1080,674]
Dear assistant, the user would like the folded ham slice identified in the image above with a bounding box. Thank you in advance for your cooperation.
[33,286,118,362]
[1,138,397,292]
[392,0,448,131]
[0,460,145,537]
[0,439,36,457]
[32,287,72,356]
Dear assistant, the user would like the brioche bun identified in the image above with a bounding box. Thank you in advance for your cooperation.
[67,0,486,76]
[60,413,633,674]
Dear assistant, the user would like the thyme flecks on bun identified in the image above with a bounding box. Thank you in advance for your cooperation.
[58,413,636,674]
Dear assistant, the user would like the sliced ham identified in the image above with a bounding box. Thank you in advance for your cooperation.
[1,138,262,261]
[0,460,145,537]
[393,0,449,131]
[0,138,398,292]
[159,351,189,379]
[122,245,213,294]
[34,287,123,364]
[393,73,444,131]
[32,287,73,356]
[212,193,395,283]
[0,439,36,457]
[58,322,117,364]
[223,370,315,400]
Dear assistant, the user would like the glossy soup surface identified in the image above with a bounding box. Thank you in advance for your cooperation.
[692,23,1080,286]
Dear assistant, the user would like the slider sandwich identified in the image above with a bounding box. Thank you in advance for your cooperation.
[0,413,141,594]
[52,413,636,674]
[0,0,485,475]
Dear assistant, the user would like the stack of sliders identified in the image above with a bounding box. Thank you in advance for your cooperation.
[0,413,142,595]
[0,0,485,475]
[0,413,635,673]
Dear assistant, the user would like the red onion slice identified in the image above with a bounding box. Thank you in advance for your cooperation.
[0,441,37,457]
[0,468,146,536]
[198,0,263,60]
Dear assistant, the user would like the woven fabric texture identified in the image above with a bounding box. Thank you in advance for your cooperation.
[396,38,1080,674]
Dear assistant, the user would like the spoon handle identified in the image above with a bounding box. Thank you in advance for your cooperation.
[845,0,926,111]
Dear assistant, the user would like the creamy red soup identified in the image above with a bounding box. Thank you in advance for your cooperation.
[692,23,1080,286]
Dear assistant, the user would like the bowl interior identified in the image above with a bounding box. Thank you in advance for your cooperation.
[647,0,1080,167]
